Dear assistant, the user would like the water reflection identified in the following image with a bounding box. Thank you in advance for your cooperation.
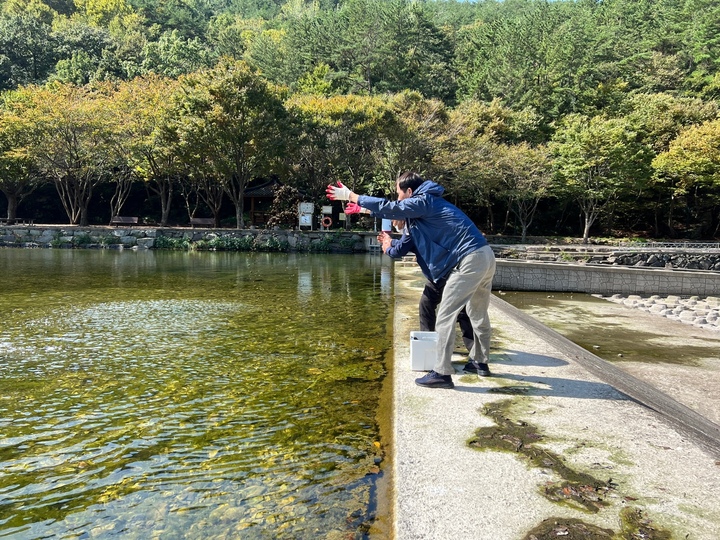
[0,249,392,539]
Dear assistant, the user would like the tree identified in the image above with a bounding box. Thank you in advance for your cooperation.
[378,90,446,192]
[89,80,137,220]
[50,17,115,84]
[372,1,457,102]
[0,88,45,222]
[653,119,720,236]
[625,93,719,236]
[593,0,685,92]
[127,0,220,39]
[296,63,334,96]
[113,74,180,226]
[266,183,302,228]
[169,59,288,228]
[682,0,720,94]
[455,1,580,121]
[626,93,719,155]
[54,49,96,84]
[285,93,395,203]
[22,82,116,225]
[496,142,552,242]
[73,0,133,27]
[49,12,150,83]
[431,98,543,231]
[141,29,216,77]
[276,0,457,99]
[551,114,651,243]
[206,12,261,60]
[0,8,57,89]
[273,5,339,89]
[244,27,296,85]
[326,0,396,94]
[654,119,720,186]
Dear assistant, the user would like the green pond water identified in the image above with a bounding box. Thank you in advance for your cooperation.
[0,249,393,539]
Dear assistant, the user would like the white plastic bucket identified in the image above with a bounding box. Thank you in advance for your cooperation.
[410,331,438,371]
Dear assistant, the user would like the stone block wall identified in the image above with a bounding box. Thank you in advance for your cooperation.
[497,245,720,271]
[0,225,380,253]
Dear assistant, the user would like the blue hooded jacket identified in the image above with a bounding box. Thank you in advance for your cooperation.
[359,180,487,282]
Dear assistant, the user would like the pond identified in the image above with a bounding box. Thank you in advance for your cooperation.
[0,249,394,539]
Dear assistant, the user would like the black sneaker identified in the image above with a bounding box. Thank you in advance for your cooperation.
[415,370,455,389]
[462,361,491,377]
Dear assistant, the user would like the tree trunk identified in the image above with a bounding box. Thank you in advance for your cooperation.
[198,177,224,226]
[148,177,173,227]
[502,205,511,234]
[79,205,89,227]
[2,191,18,222]
[235,204,243,230]
[110,171,134,220]
[159,180,171,227]
[666,197,677,238]
[486,205,495,234]
[653,202,660,237]
[222,174,246,230]
[582,214,591,244]
[180,182,200,224]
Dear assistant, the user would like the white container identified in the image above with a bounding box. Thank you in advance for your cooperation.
[410,331,438,371]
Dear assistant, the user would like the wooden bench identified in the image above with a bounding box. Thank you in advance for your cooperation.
[190,217,215,228]
[0,217,33,225]
[110,216,139,226]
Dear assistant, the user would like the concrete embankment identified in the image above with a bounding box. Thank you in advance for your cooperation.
[390,263,720,540]
[494,258,720,297]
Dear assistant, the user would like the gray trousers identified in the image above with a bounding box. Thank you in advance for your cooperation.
[432,245,496,375]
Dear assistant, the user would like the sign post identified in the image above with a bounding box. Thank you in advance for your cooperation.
[298,202,314,230]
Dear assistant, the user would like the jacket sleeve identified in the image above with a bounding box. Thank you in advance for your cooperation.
[385,232,415,259]
[358,194,430,219]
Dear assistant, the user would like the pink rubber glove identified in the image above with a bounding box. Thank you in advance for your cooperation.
[326,181,351,201]
[345,202,369,215]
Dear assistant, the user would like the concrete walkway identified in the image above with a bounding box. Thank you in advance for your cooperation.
[390,264,720,540]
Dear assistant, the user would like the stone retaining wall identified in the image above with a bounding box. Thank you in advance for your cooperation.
[499,245,720,271]
[0,225,381,252]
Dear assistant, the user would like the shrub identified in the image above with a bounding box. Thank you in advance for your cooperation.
[154,235,191,250]
[73,233,93,246]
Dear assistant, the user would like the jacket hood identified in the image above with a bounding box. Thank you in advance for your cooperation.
[415,180,444,197]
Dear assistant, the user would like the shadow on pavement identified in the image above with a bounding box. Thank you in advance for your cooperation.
[451,374,628,401]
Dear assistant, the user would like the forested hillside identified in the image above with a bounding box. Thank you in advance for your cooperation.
[1,0,720,240]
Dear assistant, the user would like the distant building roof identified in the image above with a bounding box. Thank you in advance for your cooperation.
[244,179,282,198]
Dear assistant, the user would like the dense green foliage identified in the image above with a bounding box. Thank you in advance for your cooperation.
[2,0,720,239]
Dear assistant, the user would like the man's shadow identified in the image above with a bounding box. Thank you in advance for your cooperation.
[453,349,629,401]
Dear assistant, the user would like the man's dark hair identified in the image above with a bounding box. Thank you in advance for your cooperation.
[397,171,425,192]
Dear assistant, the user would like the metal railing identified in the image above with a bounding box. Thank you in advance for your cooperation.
[622,242,720,250]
